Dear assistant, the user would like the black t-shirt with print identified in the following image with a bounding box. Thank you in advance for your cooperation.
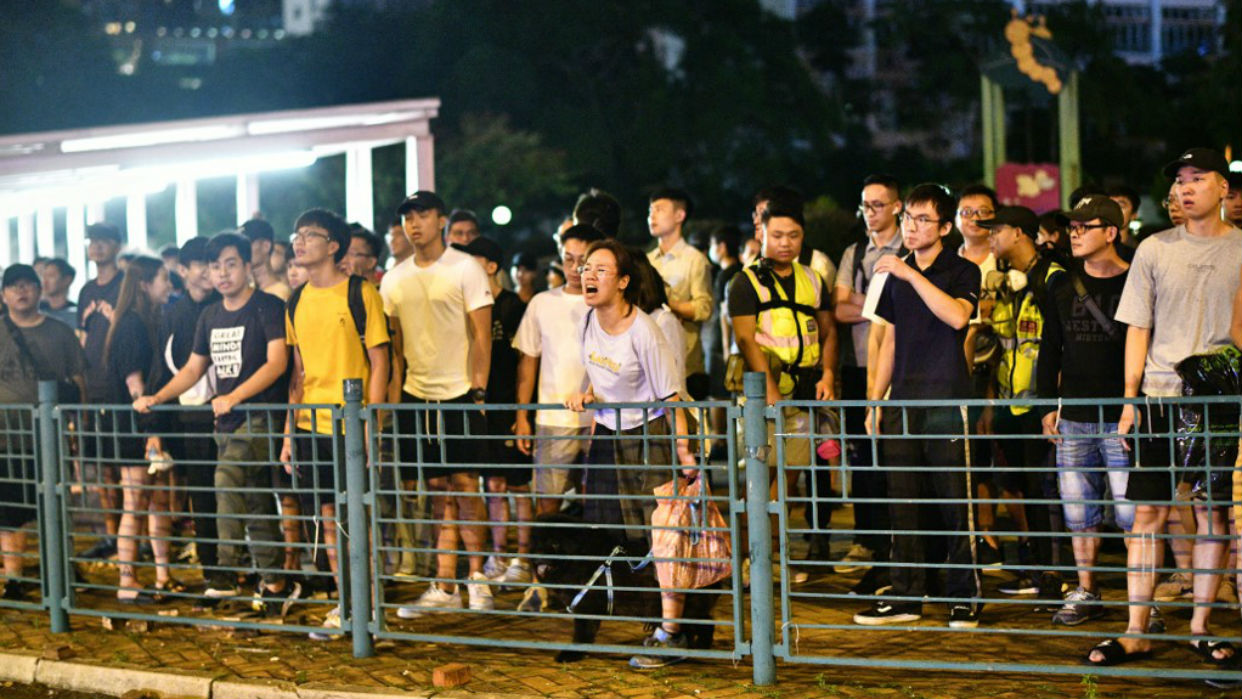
[105,310,156,405]
[78,274,123,402]
[487,288,527,404]
[192,290,288,433]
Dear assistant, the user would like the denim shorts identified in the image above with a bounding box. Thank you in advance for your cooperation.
[1055,419,1135,531]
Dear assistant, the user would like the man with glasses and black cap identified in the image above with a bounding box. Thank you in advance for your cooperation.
[976,206,1065,604]
[1086,147,1241,670]
[1037,196,1133,629]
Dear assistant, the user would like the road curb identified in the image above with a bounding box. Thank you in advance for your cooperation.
[0,650,40,684]
[2,649,545,699]
[33,657,217,699]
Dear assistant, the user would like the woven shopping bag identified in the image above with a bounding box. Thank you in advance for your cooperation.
[650,476,732,589]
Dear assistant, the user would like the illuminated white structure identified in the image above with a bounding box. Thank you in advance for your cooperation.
[0,98,438,294]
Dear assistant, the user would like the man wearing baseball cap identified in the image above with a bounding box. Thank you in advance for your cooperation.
[1,264,86,599]
[1090,148,1241,667]
[976,206,1066,603]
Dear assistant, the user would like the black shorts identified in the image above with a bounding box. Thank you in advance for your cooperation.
[78,409,144,466]
[0,446,37,529]
[291,428,344,505]
[480,407,532,486]
[1126,402,1195,504]
[394,391,486,482]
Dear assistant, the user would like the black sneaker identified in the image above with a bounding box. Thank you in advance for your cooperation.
[998,574,1039,595]
[853,601,921,625]
[948,604,981,629]
[259,580,303,619]
[2,582,32,601]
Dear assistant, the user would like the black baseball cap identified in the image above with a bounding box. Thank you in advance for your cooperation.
[2,264,41,288]
[452,236,503,266]
[396,191,447,216]
[238,218,275,242]
[1227,172,1242,191]
[511,251,539,271]
[976,206,1039,239]
[85,222,122,242]
[1057,195,1124,230]
[1162,148,1230,179]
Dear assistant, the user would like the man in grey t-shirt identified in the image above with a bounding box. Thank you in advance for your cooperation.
[1086,148,1241,668]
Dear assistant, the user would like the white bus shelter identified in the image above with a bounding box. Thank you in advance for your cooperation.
[0,97,439,291]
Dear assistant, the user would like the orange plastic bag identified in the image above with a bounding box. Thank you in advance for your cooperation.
[650,477,732,590]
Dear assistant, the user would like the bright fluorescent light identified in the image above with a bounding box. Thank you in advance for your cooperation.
[246,111,416,136]
[1231,160,1242,173]
[60,125,243,153]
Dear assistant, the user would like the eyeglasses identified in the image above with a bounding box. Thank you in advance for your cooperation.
[857,201,895,215]
[576,265,615,277]
[291,231,331,243]
[900,212,942,227]
[957,207,995,220]
[1068,223,1109,235]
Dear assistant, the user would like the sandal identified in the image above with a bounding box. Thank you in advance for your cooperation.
[1084,638,1152,667]
[116,588,156,605]
[151,580,186,602]
[1190,638,1236,666]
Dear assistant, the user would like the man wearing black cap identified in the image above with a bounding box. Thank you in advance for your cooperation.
[977,206,1065,602]
[453,236,534,586]
[240,218,292,301]
[1037,196,1133,628]
[382,190,495,616]
[1087,148,1241,667]
[1,264,86,598]
[77,222,125,559]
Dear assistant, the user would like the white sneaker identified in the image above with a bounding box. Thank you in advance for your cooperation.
[467,571,494,611]
[308,606,341,641]
[834,543,875,573]
[397,584,462,618]
[501,559,533,585]
[482,555,507,580]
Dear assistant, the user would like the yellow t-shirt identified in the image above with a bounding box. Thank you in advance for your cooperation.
[286,277,389,433]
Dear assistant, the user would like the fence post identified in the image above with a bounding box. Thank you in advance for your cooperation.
[37,381,68,633]
[342,379,374,658]
[743,372,775,686]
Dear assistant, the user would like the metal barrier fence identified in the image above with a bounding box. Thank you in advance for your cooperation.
[4,375,1242,686]
[768,375,1242,684]
[0,394,42,613]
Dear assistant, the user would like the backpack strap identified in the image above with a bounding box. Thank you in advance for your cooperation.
[286,278,371,362]
[1069,272,1120,340]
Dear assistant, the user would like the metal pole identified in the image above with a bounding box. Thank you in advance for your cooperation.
[743,372,775,686]
[37,381,68,633]
[342,378,373,658]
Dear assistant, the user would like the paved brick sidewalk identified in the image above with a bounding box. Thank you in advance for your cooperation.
[0,578,1234,699]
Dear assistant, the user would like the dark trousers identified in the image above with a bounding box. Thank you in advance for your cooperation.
[841,367,889,556]
[882,406,979,602]
[993,408,1059,570]
[165,415,219,574]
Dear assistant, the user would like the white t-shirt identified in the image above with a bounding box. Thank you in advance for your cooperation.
[650,305,687,397]
[511,286,593,428]
[580,308,680,431]
[380,247,493,401]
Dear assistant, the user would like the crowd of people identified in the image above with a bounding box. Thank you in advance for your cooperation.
[2,145,1242,673]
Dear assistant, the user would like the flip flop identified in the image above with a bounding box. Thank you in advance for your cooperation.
[1084,638,1152,667]
[1190,639,1236,666]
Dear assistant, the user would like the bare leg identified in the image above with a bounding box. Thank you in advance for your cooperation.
[1090,504,1168,661]
[510,484,533,556]
[1167,483,1196,572]
[453,472,486,575]
[660,590,686,633]
[1,530,28,581]
[148,473,173,587]
[281,495,301,571]
[117,466,152,597]
[1188,506,1232,661]
[1072,526,1102,591]
[485,475,509,554]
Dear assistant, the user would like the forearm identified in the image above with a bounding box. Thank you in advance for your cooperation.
[223,363,285,405]
[368,355,389,407]
[470,335,490,389]
[1123,326,1150,397]
[515,355,538,420]
[869,332,895,400]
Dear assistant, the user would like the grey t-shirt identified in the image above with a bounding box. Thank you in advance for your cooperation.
[836,233,904,367]
[1114,225,1242,396]
[0,315,86,404]
[580,308,680,431]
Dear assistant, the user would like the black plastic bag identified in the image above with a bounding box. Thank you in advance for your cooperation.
[1174,347,1242,502]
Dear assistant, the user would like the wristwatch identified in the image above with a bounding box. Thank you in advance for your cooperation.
[469,387,487,403]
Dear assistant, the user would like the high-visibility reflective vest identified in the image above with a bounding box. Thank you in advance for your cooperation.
[992,257,1063,415]
[742,262,823,393]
